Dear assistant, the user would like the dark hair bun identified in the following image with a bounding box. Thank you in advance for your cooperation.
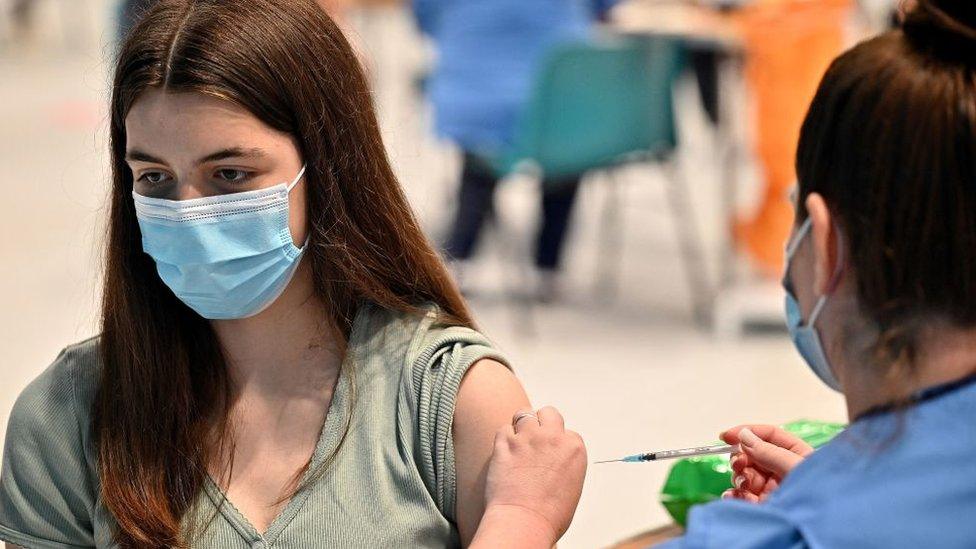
[903,0,976,64]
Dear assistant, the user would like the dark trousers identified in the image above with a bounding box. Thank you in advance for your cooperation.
[444,153,581,271]
[691,48,721,126]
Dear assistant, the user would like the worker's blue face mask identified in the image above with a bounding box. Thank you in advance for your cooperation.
[133,165,308,320]
[783,217,843,392]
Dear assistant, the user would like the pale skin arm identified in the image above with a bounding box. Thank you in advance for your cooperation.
[470,406,587,549]
[453,361,587,548]
[453,358,532,547]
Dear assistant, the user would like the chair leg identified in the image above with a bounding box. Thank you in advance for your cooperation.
[662,159,713,327]
[489,175,537,339]
[594,170,624,302]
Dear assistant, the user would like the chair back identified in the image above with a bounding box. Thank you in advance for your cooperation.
[499,35,686,179]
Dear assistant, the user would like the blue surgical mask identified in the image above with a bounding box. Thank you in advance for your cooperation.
[133,165,308,320]
[783,218,843,392]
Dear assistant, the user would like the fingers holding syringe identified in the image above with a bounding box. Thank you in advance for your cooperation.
[723,469,778,503]
[729,451,777,499]
[721,425,814,459]
[722,425,811,479]
[733,465,774,495]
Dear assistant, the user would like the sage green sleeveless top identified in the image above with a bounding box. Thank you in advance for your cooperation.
[0,303,508,548]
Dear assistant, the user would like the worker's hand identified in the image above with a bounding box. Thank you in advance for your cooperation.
[718,425,814,503]
[475,407,587,548]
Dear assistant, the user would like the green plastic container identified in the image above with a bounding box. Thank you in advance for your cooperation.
[660,420,846,526]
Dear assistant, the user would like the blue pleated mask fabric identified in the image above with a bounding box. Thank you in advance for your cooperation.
[132,165,308,320]
[783,217,843,392]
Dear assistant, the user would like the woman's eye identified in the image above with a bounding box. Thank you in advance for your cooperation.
[215,169,251,183]
[137,171,172,186]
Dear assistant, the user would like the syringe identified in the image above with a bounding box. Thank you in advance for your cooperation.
[595,444,737,464]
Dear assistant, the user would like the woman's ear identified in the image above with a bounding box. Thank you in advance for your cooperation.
[805,193,840,295]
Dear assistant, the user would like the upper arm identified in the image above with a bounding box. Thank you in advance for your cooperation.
[452,359,530,547]
[408,322,524,547]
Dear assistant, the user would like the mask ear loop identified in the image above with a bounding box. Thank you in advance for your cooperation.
[807,222,846,326]
[284,164,311,250]
[783,217,813,292]
[786,218,826,327]
[287,164,307,193]
[786,217,814,262]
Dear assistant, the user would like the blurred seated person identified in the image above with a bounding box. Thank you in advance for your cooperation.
[413,0,618,301]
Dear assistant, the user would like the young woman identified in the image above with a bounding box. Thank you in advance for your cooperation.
[0,0,578,547]
[481,0,976,546]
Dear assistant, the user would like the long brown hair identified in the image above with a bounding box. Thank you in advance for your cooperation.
[97,0,471,546]
[795,0,976,376]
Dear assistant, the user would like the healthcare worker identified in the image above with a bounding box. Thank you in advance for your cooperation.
[0,1,582,548]
[476,0,976,547]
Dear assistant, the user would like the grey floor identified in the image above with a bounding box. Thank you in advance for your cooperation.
[0,4,846,548]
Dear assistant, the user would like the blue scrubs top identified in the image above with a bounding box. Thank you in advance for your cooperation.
[659,373,976,548]
[413,0,618,154]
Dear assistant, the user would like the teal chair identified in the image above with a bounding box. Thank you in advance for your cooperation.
[497,35,683,177]
[490,35,712,325]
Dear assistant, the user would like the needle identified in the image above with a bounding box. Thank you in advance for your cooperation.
[595,444,737,464]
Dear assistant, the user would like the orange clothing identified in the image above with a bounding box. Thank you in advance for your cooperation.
[734,0,851,276]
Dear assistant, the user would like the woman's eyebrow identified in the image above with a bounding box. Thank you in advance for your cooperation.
[196,147,268,165]
[124,147,268,165]
[125,149,166,164]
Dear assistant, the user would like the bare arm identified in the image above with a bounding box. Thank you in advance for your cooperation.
[452,359,531,547]
[471,407,587,549]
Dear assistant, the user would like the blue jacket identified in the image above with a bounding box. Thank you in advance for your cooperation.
[659,374,976,548]
[414,0,617,154]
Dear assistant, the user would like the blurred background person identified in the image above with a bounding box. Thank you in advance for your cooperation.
[413,0,618,302]
[730,0,851,277]
[2,0,94,49]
